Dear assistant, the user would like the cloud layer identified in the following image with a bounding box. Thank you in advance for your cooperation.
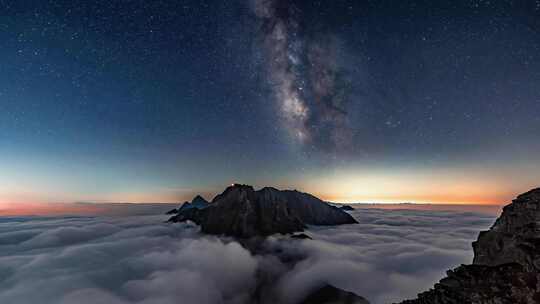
[0,209,495,304]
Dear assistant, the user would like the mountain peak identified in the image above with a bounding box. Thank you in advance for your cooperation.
[191,195,209,206]
[169,185,357,238]
[473,186,540,271]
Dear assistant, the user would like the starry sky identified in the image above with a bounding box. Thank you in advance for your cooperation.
[1,0,539,206]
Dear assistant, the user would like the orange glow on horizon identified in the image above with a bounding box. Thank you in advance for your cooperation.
[0,202,105,216]
[319,192,509,206]
[289,166,535,207]
[2,167,535,217]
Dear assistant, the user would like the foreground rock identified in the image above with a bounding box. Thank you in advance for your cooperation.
[399,263,540,304]
[398,188,540,304]
[168,184,357,238]
[300,285,370,304]
[473,188,540,271]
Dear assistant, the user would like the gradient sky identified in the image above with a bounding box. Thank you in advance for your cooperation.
[1,0,539,207]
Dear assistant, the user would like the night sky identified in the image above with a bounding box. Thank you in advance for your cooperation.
[1,0,539,205]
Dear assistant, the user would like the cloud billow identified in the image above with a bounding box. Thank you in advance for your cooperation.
[0,209,494,304]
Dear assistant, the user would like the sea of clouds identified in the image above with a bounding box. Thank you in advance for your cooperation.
[0,208,495,304]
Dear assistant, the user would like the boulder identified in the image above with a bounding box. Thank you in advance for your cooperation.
[398,263,540,304]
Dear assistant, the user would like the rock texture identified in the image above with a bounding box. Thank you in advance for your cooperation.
[185,195,210,209]
[300,284,370,304]
[168,184,357,238]
[398,188,540,304]
[399,263,540,304]
[473,188,540,271]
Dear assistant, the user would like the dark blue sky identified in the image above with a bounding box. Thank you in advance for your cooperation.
[1,0,539,204]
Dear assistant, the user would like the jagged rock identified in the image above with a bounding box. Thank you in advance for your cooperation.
[473,188,540,271]
[398,263,540,304]
[168,184,357,238]
[166,195,210,223]
[189,195,210,208]
[300,284,370,304]
[398,187,540,304]
[198,185,306,237]
[177,195,210,212]
[339,205,355,211]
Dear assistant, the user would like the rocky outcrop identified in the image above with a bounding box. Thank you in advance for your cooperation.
[473,188,540,271]
[256,187,357,226]
[398,188,540,304]
[181,195,209,212]
[300,284,370,304]
[399,263,540,304]
[165,195,209,215]
[168,184,357,238]
[186,195,210,209]
[195,185,306,237]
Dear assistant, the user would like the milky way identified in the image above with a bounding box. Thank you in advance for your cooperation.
[252,0,355,154]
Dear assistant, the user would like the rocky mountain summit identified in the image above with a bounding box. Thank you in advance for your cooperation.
[168,184,357,238]
[398,188,540,304]
[166,195,209,214]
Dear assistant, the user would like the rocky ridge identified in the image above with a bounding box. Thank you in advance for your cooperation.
[168,184,357,238]
[398,188,540,304]
[473,188,540,271]
[166,195,209,215]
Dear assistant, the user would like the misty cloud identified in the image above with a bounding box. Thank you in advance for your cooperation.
[0,216,257,304]
[0,209,495,304]
[264,209,494,303]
